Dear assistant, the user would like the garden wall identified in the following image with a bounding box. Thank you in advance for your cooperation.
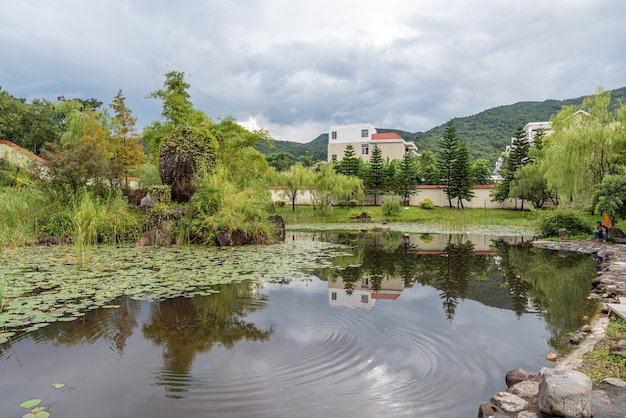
[269,185,543,210]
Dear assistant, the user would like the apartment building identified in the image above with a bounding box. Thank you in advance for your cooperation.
[327,123,418,162]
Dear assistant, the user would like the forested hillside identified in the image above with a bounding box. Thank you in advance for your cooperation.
[259,87,626,163]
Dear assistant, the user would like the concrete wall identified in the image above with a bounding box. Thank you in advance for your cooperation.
[0,140,46,168]
[270,185,533,210]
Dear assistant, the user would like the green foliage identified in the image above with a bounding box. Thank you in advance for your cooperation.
[135,162,162,188]
[437,121,459,207]
[0,187,49,248]
[592,174,626,222]
[348,199,359,208]
[275,199,286,207]
[364,145,385,205]
[510,164,553,209]
[449,141,475,208]
[148,185,171,205]
[419,198,435,209]
[541,88,626,206]
[471,159,492,185]
[535,208,590,237]
[381,196,402,217]
[35,138,124,203]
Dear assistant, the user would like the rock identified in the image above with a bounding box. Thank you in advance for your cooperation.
[509,380,539,401]
[215,230,251,246]
[490,391,528,413]
[476,402,508,418]
[569,334,581,345]
[538,368,593,418]
[579,324,592,333]
[158,141,197,203]
[136,229,175,247]
[545,352,559,361]
[506,368,537,387]
[592,378,626,417]
[128,188,148,206]
[517,411,539,418]
[558,228,568,238]
[267,214,285,241]
[609,340,626,357]
[139,193,159,213]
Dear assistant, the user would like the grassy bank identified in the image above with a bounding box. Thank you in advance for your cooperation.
[274,205,537,226]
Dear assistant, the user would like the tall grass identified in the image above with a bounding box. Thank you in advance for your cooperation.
[0,188,49,249]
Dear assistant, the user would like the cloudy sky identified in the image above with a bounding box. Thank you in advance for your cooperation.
[1,0,625,142]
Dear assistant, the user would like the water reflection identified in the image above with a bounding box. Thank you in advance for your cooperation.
[0,232,598,418]
[141,281,273,397]
[311,231,596,350]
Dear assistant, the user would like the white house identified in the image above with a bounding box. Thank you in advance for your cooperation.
[327,123,418,162]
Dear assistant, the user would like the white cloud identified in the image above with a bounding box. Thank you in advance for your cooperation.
[1,0,625,142]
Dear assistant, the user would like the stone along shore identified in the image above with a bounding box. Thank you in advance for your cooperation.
[477,239,626,418]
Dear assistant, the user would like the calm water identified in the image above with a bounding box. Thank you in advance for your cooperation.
[0,232,597,418]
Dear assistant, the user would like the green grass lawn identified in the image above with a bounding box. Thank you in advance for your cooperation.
[274,204,537,227]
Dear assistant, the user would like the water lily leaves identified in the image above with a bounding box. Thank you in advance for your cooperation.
[0,240,347,334]
[19,399,41,408]
[51,383,65,389]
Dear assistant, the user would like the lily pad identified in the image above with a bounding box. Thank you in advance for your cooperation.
[19,399,41,408]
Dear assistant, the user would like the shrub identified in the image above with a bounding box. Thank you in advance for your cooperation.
[535,208,590,237]
[382,196,401,217]
[336,201,347,207]
[275,199,286,207]
[348,199,359,208]
[419,198,435,209]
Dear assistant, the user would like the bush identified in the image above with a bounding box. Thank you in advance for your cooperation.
[275,199,286,207]
[336,201,347,207]
[382,196,401,217]
[348,199,359,208]
[536,208,590,237]
[419,198,435,210]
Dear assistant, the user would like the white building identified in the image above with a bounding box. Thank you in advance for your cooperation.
[327,123,418,162]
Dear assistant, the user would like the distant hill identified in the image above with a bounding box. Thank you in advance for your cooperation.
[256,87,626,164]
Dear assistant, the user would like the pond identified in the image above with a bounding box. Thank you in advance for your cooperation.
[0,231,597,418]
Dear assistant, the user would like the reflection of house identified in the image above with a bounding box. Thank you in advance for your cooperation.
[327,123,418,163]
[328,276,404,309]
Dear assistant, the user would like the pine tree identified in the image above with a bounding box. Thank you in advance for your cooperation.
[436,121,460,207]
[398,154,420,205]
[449,142,475,208]
[336,143,362,178]
[365,145,385,205]
[110,89,145,185]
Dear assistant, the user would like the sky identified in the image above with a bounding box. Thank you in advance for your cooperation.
[1,0,625,143]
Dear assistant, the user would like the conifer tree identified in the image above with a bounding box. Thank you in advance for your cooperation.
[336,143,362,178]
[110,89,145,185]
[364,145,385,205]
[436,121,460,207]
[449,142,475,208]
[398,154,420,205]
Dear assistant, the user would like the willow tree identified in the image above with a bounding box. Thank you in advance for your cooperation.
[541,88,626,206]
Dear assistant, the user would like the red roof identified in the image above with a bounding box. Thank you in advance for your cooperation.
[0,140,46,163]
[372,132,402,140]
[371,293,401,300]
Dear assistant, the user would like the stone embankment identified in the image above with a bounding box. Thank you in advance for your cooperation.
[478,239,626,418]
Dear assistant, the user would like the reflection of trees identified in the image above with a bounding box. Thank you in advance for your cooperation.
[492,240,533,317]
[492,240,597,352]
[433,238,475,320]
[142,281,272,378]
[45,296,141,354]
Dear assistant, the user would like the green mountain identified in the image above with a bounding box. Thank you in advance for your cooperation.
[256,87,626,164]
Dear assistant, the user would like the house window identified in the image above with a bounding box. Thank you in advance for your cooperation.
[361,129,368,138]
[331,131,337,140]
[331,292,337,300]
[361,278,369,288]
[361,144,369,155]
[361,294,369,303]
[331,154,337,162]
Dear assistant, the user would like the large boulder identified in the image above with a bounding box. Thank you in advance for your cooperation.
[128,188,148,206]
[159,147,196,203]
[538,368,593,418]
[136,229,176,247]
